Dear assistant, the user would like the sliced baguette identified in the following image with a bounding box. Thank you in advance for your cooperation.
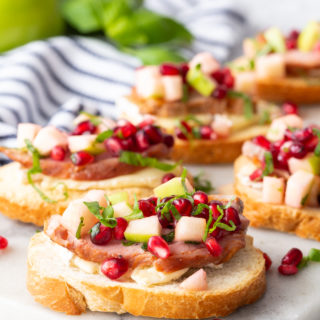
[0,162,180,226]
[256,77,320,104]
[27,232,266,318]
[171,124,269,164]
[234,155,320,241]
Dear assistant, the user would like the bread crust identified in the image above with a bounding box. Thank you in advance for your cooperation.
[171,125,269,164]
[234,155,320,241]
[256,77,320,104]
[27,233,266,318]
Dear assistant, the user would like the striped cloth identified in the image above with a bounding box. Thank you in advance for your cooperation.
[0,0,245,153]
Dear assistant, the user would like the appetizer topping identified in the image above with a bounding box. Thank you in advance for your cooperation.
[205,238,223,257]
[101,257,129,280]
[70,150,94,166]
[50,145,66,161]
[161,173,176,183]
[113,217,128,240]
[282,101,299,115]
[263,252,272,271]
[72,120,96,135]
[0,235,8,250]
[147,236,170,259]
[281,248,303,266]
[179,269,208,291]
[278,264,299,276]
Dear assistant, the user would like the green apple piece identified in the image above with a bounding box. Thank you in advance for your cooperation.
[264,27,286,53]
[113,201,132,218]
[109,191,129,205]
[288,154,320,175]
[298,21,320,52]
[85,142,105,155]
[124,216,161,243]
[308,154,320,175]
[186,64,216,96]
[154,177,193,199]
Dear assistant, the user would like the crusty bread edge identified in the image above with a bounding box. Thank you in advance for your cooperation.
[234,155,320,241]
[27,233,266,318]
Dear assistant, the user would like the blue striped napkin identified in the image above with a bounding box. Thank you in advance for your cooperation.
[0,0,245,153]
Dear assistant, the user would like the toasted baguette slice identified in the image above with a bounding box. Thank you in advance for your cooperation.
[27,232,266,318]
[171,124,269,164]
[0,162,181,226]
[256,77,320,104]
[234,155,320,241]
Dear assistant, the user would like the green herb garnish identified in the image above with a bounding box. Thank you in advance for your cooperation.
[79,111,102,126]
[184,114,203,125]
[76,217,85,239]
[262,151,274,177]
[25,139,56,203]
[185,241,201,245]
[124,194,143,221]
[83,200,117,228]
[227,90,253,119]
[193,171,214,193]
[162,231,175,243]
[119,151,180,171]
[257,43,272,56]
[182,84,189,102]
[259,109,271,125]
[141,242,148,251]
[122,240,137,246]
[95,129,113,143]
[298,248,320,269]
[181,168,189,194]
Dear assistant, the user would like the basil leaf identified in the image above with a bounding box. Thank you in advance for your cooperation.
[184,114,203,125]
[119,151,180,171]
[192,127,201,139]
[192,203,209,216]
[203,206,214,242]
[185,241,201,245]
[162,231,175,243]
[215,220,237,232]
[227,90,253,119]
[262,151,274,177]
[141,242,148,251]
[96,129,113,143]
[83,201,117,228]
[124,194,143,221]
[122,240,137,246]
[208,205,225,234]
[193,171,214,193]
[76,217,85,239]
[170,205,181,221]
[308,248,320,262]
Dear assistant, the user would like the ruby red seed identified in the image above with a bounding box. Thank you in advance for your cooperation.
[135,130,150,151]
[160,64,180,76]
[90,223,113,245]
[143,125,163,144]
[253,135,271,150]
[161,173,176,184]
[163,134,174,148]
[282,101,298,115]
[50,146,66,161]
[263,252,272,271]
[278,264,299,276]
[147,236,170,259]
[193,191,209,206]
[71,151,94,166]
[224,207,240,226]
[72,120,96,135]
[113,218,128,240]
[138,199,156,217]
[101,257,129,280]
[0,236,8,250]
[205,238,223,257]
[172,198,193,216]
[281,248,303,266]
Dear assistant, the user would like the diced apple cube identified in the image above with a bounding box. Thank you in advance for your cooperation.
[285,170,315,208]
[68,135,97,153]
[288,153,320,175]
[136,66,164,99]
[234,71,256,95]
[61,199,99,237]
[306,176,320,207]
[124,216,161,243]
[262,176,285,204]
[266,115,303,141]
[153,177,193,199]
[179,269,208,291]
[113,202,132,218]
[211,114,232,137]
[189,52,220,75]
[174,216,206,242]
[256,54,285,79]
[33,126,68,156]
[17,123,42,148]
[96,118,116,133]
[83,189,108,208]
[162,75,183,101]
[109,191,129,205]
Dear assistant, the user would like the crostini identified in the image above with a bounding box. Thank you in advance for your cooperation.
[27,174,266,318]
[231,22,320,104]
[118,52,282,164]
[0,114,182,225]
[234,114,320,241]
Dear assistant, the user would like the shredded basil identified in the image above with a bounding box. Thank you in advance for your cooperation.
[76,217,85,239]
[262,151,274,177]
[124,194,143,221]
[122,240,137,246]
[25,139,56,203]
[184,114,203,125]
[308,248,320,262]
[259,109,271,125]
[185,241,201,245]
[193,171,214,193]
[227,90,253,119]
[182,84,189,102]
[95,129,113,143]
[141,242,148,251]
[191,127,201,139]
[83,200,117,228]
[162,231,175,243]
[119,151,180,171]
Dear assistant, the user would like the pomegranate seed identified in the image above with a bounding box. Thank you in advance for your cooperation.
[113,217,128,240]
[105,137,124,156]
[181,120,192,132]
[175,127,188,140]
[275,152,289,170]
[138,199,156,217]
[193,191,208,205]
[146,196,158,206]
[222,71,235,89]
[305,135,318,152]
[209,227,222,239]
[50,146,66,161]
[163,134,174,148]
[289,142,307,159]
[197,207,209,220]
[281,248,303,266]
[200,125,213,139]
[90,223,113,245]
[160,63,180,76]
[249,168,263,182]
[208,200,224,219]
[278,264,298,276]
[148,236,170,259]
[157,210,171,228]
[143,125,163,144]
[172,198,193,216]
[293,127,313,143]
[101,257,129,280]
[71,151,94,166]
[72,120,96,135]
[224,207,240,226]
[282,101,298,115]
[162,173,176,183]
[288,30,300,40]
[135,130,150,151]
[120,137,135,151]
[253,135,271,150]
[205,238,223,257]
[211,70,224,84]
[115,122,137,139]
[263,252,272,271]
[286,38,297,50]
[138,116,154,128]
[212,86,227,99]
[0,236,8,249]
[179,63,189,82]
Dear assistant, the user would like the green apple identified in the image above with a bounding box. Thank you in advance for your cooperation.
[153,177,193,199]
[264,27,286,53]
[109,192,129,205]
[298,21,320,52]
[124,216,161,242]
[186,64,216,96]
[308,154,320,175]
[85,142,105,155]
[113,201,132,218]
[288,154,320,175]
